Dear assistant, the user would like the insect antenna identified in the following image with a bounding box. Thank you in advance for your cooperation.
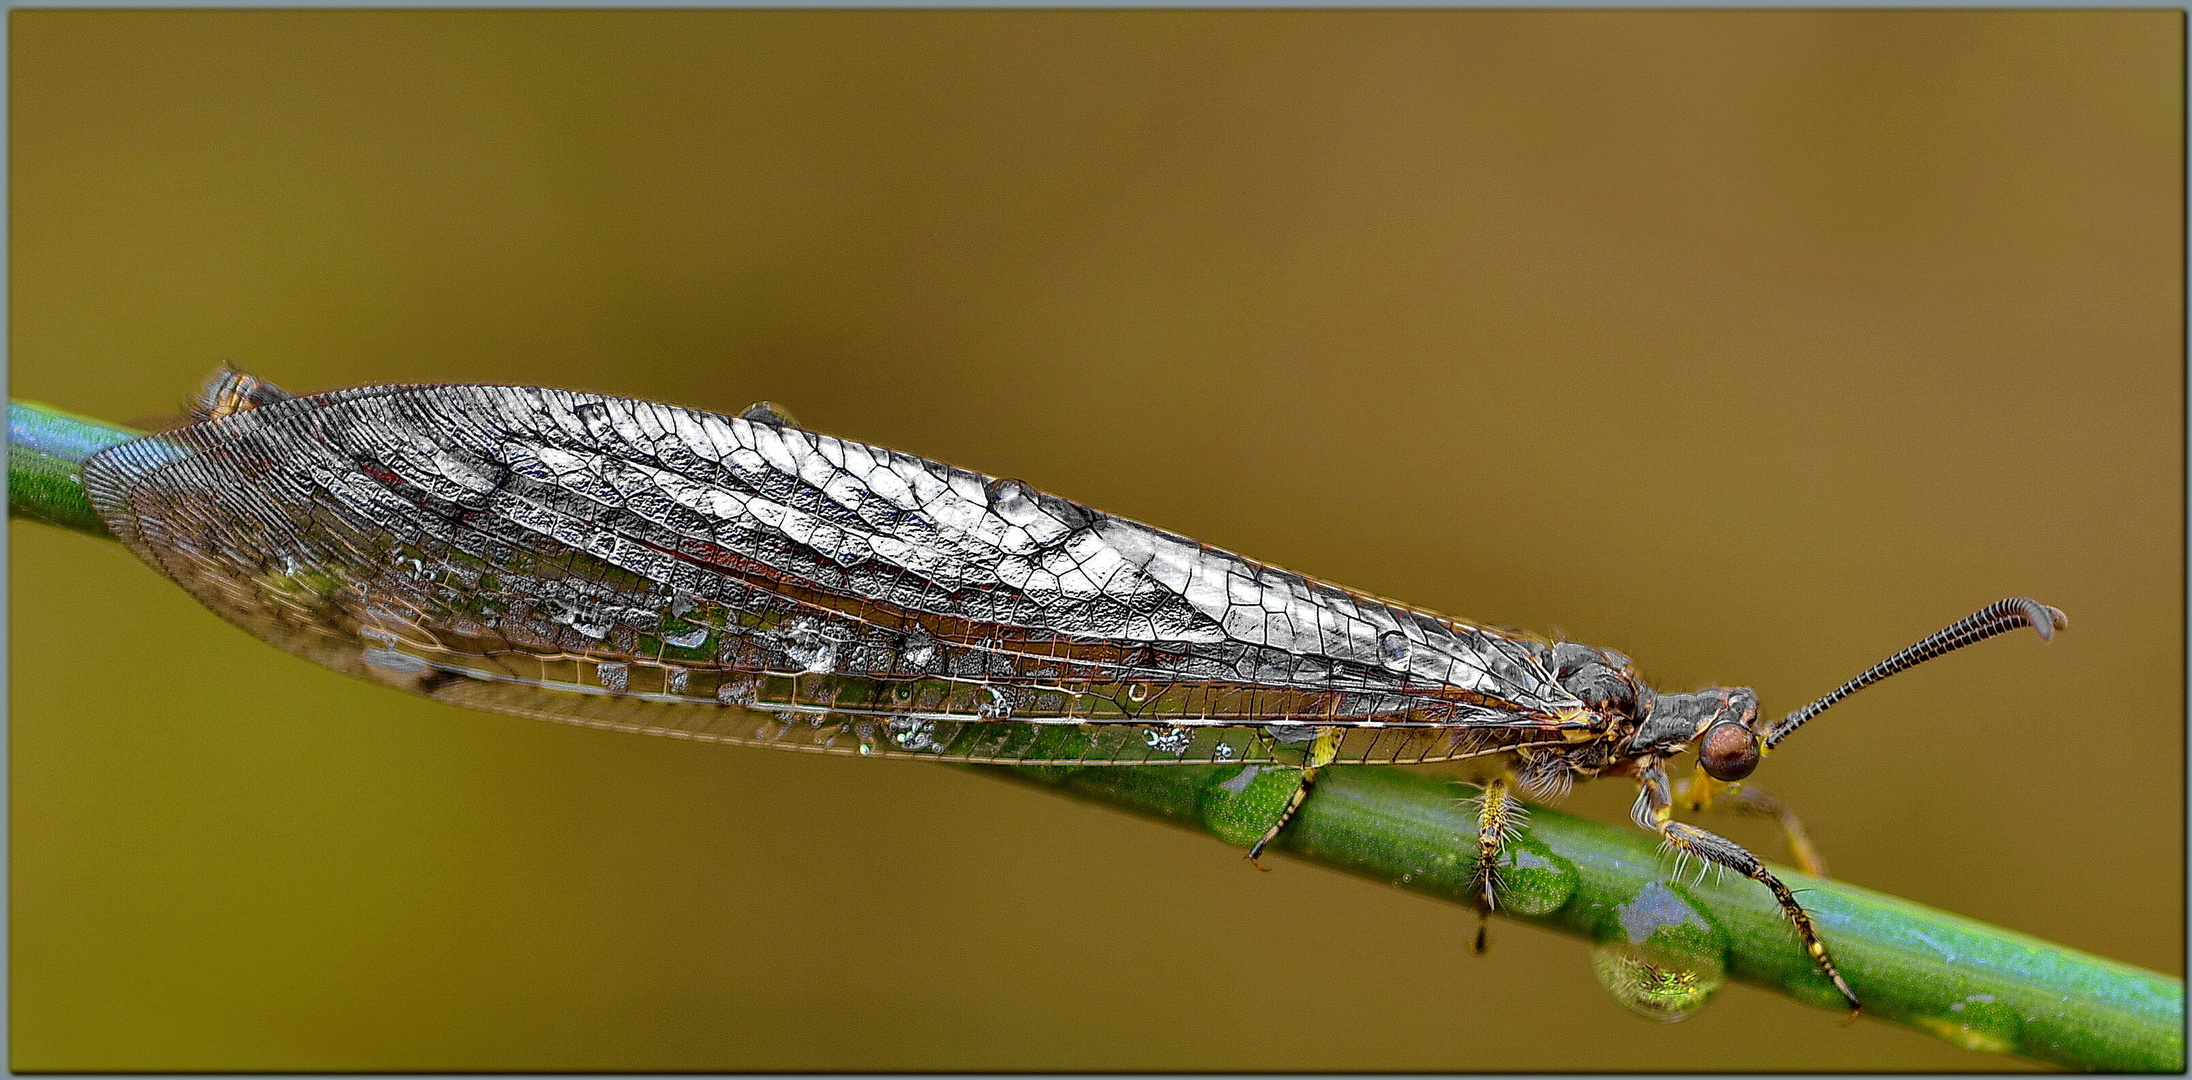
[1763,597,2066,749]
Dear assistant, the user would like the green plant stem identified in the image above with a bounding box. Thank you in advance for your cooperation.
[995,764,2180,1071]
[11,398,2181,1071]
[8,401,139,537]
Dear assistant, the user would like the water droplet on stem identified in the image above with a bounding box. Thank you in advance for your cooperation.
[1589,881,1730,1022]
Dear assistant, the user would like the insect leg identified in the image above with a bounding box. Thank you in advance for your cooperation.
[1246,727,1342,870]
[1637,761,1860,1014]
[1467,773,1524,954]
[1245,770,1313,871]
[1681,768,1828,877]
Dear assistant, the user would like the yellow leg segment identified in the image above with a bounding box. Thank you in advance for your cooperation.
[1468,774,1524,954]
[1245,727,1342,870]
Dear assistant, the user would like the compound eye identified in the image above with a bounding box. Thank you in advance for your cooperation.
[1699,721,1760,781]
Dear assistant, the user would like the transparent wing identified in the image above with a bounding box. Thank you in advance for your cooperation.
[83,382,1588,755]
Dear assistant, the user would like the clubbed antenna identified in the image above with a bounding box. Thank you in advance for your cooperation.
[1763,598,2066,750]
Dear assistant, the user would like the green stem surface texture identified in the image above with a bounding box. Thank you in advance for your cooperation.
[11,398,2181,1071]
[8,401,138,537]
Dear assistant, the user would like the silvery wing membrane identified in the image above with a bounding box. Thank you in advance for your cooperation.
[83,383,1585,765]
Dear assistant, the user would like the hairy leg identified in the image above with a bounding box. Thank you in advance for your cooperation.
[1681,768,1828,877]
[1467,773,1525,953]
[1640,761,1859,1013]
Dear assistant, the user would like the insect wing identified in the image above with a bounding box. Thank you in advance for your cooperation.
[83,383,1582,764]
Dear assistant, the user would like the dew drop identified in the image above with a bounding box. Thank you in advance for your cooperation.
[1212,741,1237,761]
[1125,682,1151,703]
[573,401,616,441]
[665,667,690,694]
[984,477,1035,514]
[547,600,614,640]
[978,685,1016,720]
[778,617,839,674]
[1483,837,1579,917]
[898,627,939,675]
[662,626,709,649]
[1379,629,1412,667]
[1588,881,1729,1022]
[888,717,943,753]
[1144,726,1194,754]
[597,662,629,693]
[1591,944,1726,1023]
[738,401,802,429]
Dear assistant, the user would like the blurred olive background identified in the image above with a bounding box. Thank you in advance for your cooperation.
[9,9,2181,1071]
